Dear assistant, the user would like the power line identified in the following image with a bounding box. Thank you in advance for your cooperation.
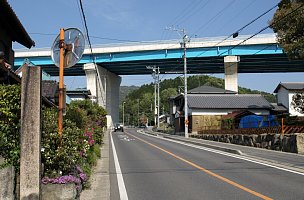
[168,0,202,26]
[217,3,304,58]
[79,0,94,61]
[184,2,282,59]
[78,0,107,106]
[231,2,279,38]
[162,0,201,40]
[193,0,237,37]
[215,0,257,33]
[173,0,211,27]
[75,0,86,36]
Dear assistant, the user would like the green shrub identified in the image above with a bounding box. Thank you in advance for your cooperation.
[65,106,88,129]
[0,85,107,185]
[65,100,106,145]
[42,100,106,178]
[42,108,87,177]
[0,84,21,170]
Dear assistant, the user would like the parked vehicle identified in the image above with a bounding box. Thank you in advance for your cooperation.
[114,123,124,132]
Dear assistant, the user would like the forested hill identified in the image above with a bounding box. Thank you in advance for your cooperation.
[120,75,276,125]
[124,75,275,102]
[120,86,139,103]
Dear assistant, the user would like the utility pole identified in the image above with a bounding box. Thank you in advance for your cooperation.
[157,66,160,128]
[122,101,125,127]
[166,26,190,138]
[146,65,160,127]
[137,99,140,127]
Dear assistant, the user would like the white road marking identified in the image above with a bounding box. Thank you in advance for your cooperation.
[110,132,129,200]
[138,131,304,176]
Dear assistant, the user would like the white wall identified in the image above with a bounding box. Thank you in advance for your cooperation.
[277,87,304,116]
[288,92,304,116]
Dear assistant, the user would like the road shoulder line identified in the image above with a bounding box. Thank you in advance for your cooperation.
[110,132,129,200]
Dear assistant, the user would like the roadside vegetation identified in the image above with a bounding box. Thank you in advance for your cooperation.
[0,84,107,190]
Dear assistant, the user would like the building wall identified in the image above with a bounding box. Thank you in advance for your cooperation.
[191,115,222,133]
[277,87,289,109]
[190,108,270,133]
[277,87,304,116]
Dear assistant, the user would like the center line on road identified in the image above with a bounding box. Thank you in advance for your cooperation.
[125,131,273,200]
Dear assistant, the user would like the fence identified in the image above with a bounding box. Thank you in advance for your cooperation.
[197,125,304,135]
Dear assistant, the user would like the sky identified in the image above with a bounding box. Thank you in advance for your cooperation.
[7,0,304,93]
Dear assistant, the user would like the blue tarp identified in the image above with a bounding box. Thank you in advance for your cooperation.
[239,115,279,128]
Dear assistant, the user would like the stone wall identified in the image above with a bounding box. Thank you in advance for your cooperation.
[41,184,78,200]
[0,157,15,200]
[191,133,304,154]
[191,115,222,134]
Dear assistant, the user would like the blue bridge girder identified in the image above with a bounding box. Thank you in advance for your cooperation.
[14,34,304,76]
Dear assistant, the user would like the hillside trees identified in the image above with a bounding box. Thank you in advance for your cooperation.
[120,75,276,126]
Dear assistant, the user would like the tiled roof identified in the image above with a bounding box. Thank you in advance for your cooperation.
[188,94,272,109]
[0,64,21,84]
[188,85,236,94]
[270,103,288,112]
[274,82,304,93]
[0,0,35,48]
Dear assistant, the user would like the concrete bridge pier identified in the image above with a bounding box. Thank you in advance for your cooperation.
[84,63,121,128]
[224,56,240,93]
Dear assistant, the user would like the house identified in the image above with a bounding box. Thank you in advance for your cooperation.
[66,89,91,101]
[170,86,273,134]
[0,1,56,108]
[274,82,304,116]
[0,0,34,84]
[0,0,34,66]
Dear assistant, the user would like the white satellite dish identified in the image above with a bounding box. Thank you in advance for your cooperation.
[51,28,85,68]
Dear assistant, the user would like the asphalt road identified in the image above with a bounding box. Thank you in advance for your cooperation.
[110,128,304,200]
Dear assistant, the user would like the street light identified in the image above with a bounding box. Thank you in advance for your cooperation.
[122,101,126,127]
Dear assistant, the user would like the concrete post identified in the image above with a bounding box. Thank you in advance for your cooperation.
[20,66,42,200]
[224,56,240,93]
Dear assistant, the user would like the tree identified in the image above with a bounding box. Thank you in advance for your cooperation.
[161,88,178,114]
[270,0,304,60]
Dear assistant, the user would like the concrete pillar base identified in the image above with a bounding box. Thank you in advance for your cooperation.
[224,56,240,93]
[84,63,121,129]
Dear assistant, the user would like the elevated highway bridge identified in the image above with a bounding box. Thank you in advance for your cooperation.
[13,33,304,127]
